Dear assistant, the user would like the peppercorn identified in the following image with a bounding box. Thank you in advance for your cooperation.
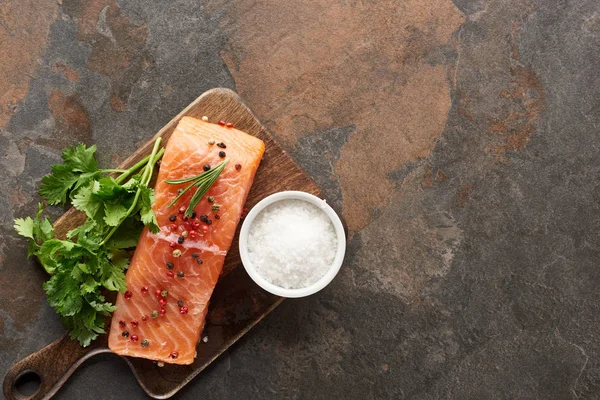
[177,236,185,244]
[159,298,167,306]
[169,223,177,231]
[167,271,174,278]
[178,206,186,214]
[122,330,129,338]
[180,306,189,314]
[169,241,177,248]
[207,196,215,203]
[192,220,201,229]
[161,290,168,298]
[172,249,182,257]
[208,139,215,145]
[177,271,185,278]
[191,252,199,258]
[206,219,212,225]
[169,214,176,222]
[215,214,220,220]
[166,262,174,270]
[235,163,242,171]
[197,259,203,265]
[181,230,189,238]
[191,211,197,218]
[217,142,226,149]
[141,286,149,294]
[218,120,226,126]
[124,291,133,300]
[151,310,158,318]
[177,300,184,307]
[203,164,211,171]
[131,320,139,328]
[130,334,139,342]
[154,289,162,297]
[141,315,148,321]
[189,230,197,239]
[226,122,234,128]
[202,116,209,122]
[212,204,220,212]
[119,320,126,327]
[141,339,149,348]
[177,188,183,195]
[170,351,179,359]
[159,308,166,316]
[199,214,208,223]
[219,151,226,158]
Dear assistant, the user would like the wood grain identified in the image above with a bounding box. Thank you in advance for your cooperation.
[3,88,323,399]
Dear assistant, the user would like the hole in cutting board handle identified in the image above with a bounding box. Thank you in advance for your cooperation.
[13,370,41,399]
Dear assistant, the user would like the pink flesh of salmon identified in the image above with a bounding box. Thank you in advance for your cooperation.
[108,117,264,364]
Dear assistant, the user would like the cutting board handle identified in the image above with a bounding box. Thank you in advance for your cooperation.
[3,334,110,400]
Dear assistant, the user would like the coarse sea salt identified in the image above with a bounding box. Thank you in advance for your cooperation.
[247,199,337,289]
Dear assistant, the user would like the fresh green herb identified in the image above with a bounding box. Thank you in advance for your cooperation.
[13,139,164,347]
[165,159,228,217]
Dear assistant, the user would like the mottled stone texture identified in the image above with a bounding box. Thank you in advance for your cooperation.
[1,0,600,398]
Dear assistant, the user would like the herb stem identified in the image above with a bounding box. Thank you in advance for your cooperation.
[102,138,163,245]
[115,147,165,185]
[100,169,128,173]
[165,159,228,216]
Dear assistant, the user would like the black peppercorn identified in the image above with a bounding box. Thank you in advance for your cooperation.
[200,214,208,222]
[191,211,196,219]
[122,330,129,338]
[169,214,176,222]
[203,164,211,171]
[219,151,226,158]
[191,252,199,258]
[197,259,203,265]
[177,236,184,244]
[177,271,185,278]
[166,262,174,270]
[206,219,212,225]
[217,142,227,149]
[177,300,184,307]
[215,214,220,220]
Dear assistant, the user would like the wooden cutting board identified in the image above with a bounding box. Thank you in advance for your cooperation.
[3,88,323,399]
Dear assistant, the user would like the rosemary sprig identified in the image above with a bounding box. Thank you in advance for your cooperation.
[165,160,229,216]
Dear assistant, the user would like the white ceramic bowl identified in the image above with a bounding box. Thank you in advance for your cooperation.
[239,191,346,298]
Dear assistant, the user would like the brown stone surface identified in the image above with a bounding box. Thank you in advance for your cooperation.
[2,0,600,398]
[213,0,464,232]
[0,0,57,126]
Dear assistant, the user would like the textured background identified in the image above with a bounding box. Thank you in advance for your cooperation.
[2,0,600,398]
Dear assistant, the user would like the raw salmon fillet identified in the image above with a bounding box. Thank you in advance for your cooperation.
[108,117,264,364]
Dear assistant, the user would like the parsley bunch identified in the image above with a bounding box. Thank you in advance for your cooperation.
[14,138,164,346]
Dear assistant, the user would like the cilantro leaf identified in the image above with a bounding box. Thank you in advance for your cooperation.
[95,177,127,201]
[13,139,164,347]
[105,217,142,249]
[40,164,79,205]
[14,204,55,256]
[104,203,128,226]
[62,144,98,173]
[14,217,34,240]
[72,185,103,220]
[43,270,84,317]
[139,186,159,233]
